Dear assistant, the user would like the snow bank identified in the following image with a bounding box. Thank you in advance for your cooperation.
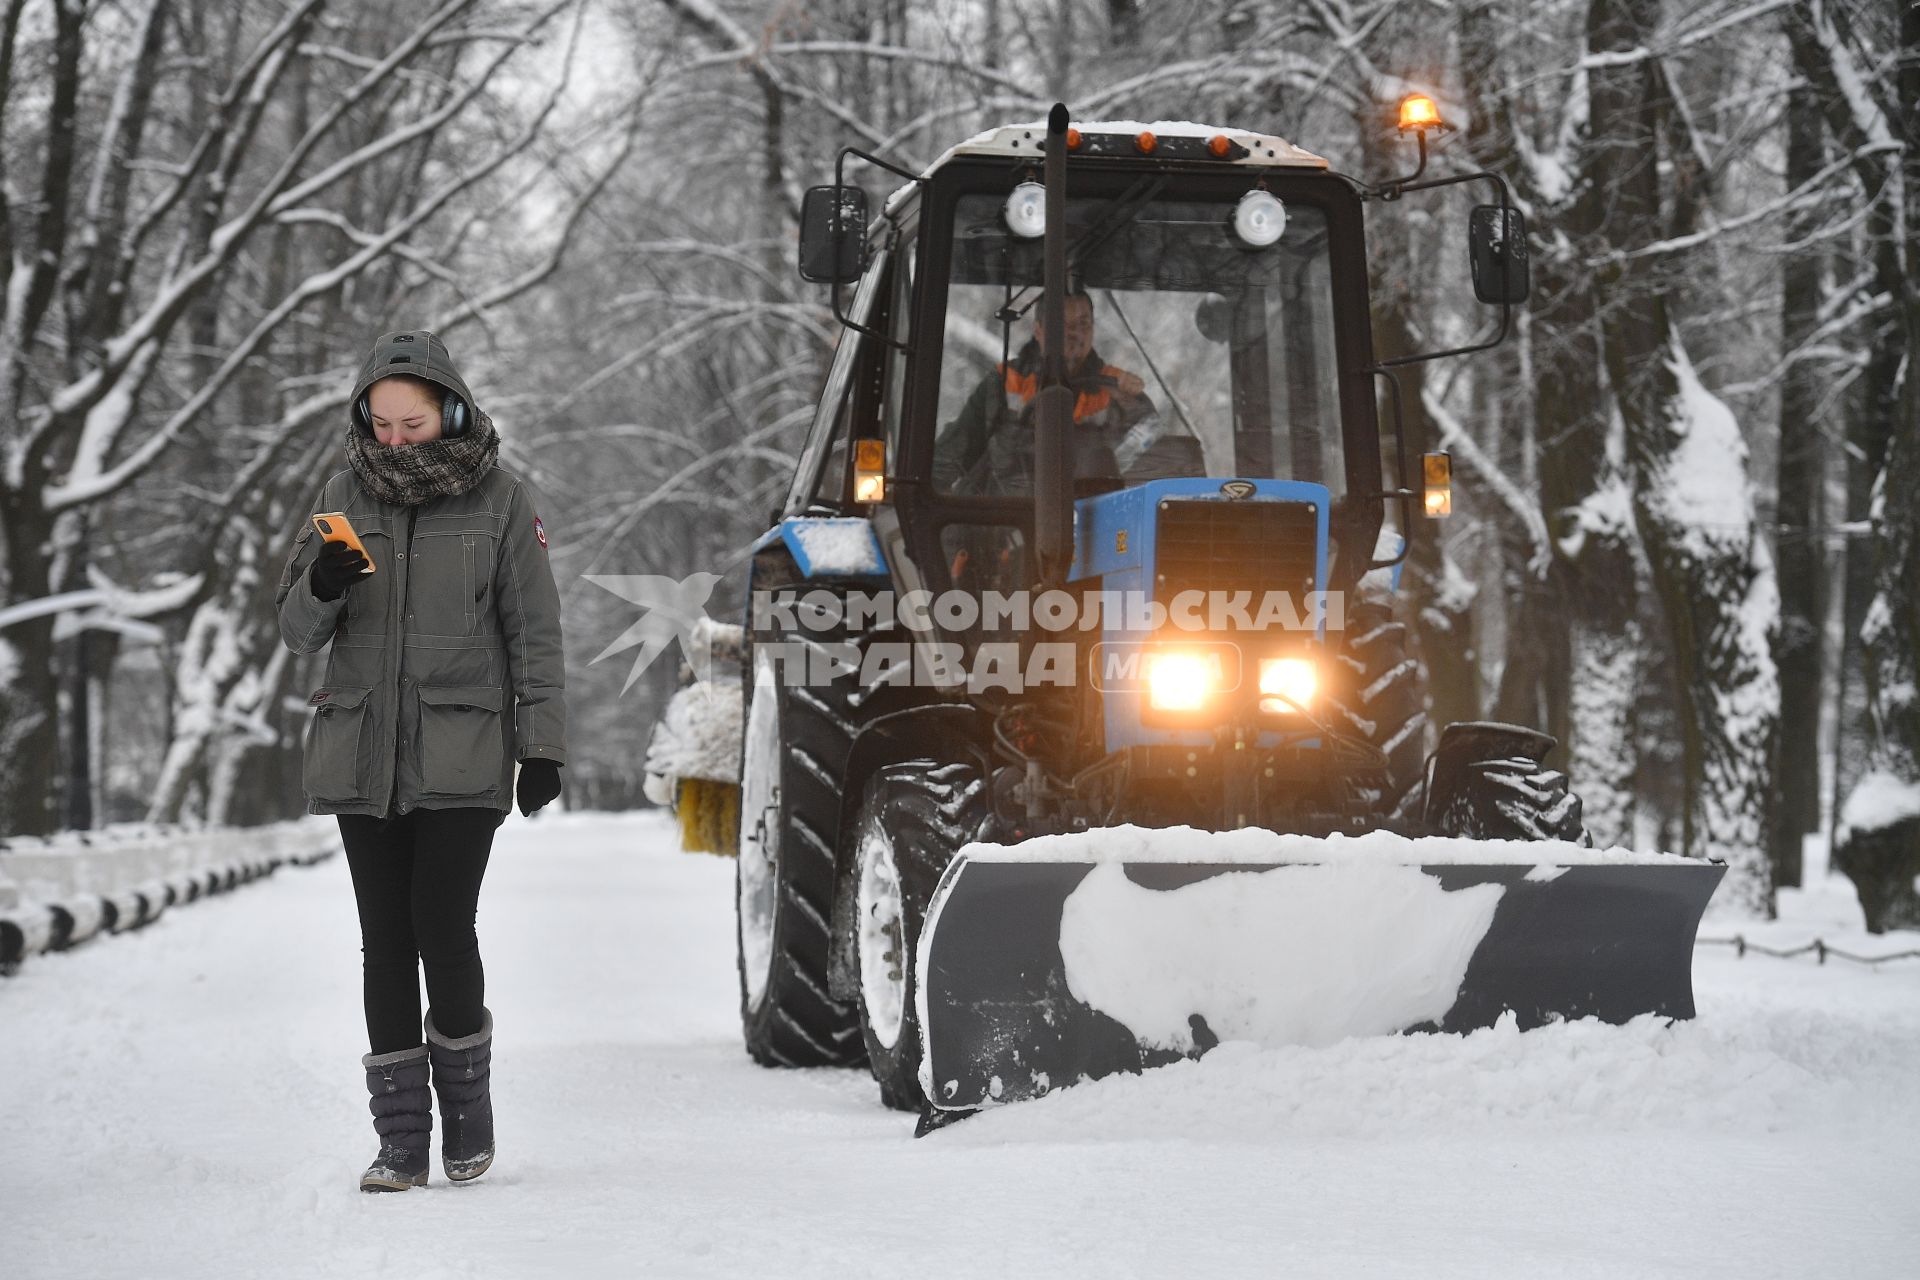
[960,822,1693,867]
[1060,861,1502,1052]
[1836,769,1920,843]
[941,1000,1917,1148]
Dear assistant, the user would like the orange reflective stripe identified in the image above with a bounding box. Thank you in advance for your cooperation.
[1003,364,1119,423]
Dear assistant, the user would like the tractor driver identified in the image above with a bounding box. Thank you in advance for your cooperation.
[934,290,1177,496]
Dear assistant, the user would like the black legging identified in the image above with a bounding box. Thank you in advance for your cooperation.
[339,807,501,1054]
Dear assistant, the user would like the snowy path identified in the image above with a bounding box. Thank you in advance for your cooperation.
[4,810,1917,1279]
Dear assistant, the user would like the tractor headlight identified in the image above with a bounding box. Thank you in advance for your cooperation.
[1258,657,1317,715]
[1232,190,1286,248]
[1147,650,1221,712]
[1004,182,1046,239]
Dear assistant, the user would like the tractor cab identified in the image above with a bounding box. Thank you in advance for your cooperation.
[794,121,1391,608]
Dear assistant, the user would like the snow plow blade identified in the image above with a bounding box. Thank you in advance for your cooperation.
[914,840,1724,1113]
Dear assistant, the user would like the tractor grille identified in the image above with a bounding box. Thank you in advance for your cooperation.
[1153,499,1318,629]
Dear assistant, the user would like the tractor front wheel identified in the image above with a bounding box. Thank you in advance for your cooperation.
[848,761,990,1111]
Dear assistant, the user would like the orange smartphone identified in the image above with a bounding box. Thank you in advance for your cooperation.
[312,512,376,574]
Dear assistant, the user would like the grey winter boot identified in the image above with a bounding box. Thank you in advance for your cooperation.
[425,1008,494,1182]
[360,1045,432,1192]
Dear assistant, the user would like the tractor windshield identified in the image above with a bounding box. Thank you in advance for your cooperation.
[932,189,1345,497]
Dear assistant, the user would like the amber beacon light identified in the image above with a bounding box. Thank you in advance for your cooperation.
[1397,93,1444,132]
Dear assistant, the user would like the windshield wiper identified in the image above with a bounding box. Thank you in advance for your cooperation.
[1098,288,1203,442]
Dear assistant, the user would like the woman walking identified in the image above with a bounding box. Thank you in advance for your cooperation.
[274,330,567,1192]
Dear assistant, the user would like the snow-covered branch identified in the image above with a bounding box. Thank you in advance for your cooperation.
[47,22,585,513]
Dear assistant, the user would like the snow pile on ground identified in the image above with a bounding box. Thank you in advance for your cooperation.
[945,998,1914,1148]
[1837,768,1920,842]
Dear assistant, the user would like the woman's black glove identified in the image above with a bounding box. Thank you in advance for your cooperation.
[308,542,370,602]
[517,758,562,817]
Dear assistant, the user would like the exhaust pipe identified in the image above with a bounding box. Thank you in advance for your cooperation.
[1033,102,1074,589]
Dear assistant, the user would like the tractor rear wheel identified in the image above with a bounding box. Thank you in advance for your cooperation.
[735,641,869,1067]
[1329,599,1430,818]
[1424,722,1590,844]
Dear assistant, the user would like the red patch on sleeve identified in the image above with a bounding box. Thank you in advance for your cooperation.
[309,690,332,706]
[533,515,548,550]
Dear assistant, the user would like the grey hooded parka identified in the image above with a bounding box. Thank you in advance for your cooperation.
[275,335,566,818]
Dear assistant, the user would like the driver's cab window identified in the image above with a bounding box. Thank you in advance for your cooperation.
[930,191,1343,497]
[880,231,916,461]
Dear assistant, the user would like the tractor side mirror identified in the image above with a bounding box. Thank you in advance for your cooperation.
[799,185,868,284]
[1468,205,1529,305]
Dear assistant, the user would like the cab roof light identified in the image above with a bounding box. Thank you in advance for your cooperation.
[1004,181,1046,239]
[1397,94,1445,133]
[1135,130,1157,154]
[1232,190,1287,247]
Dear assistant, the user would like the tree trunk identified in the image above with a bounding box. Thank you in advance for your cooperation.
[1586,0,1776,911]
[0,496,60,835]
[1833,0,1920,932]
[1786,1,1906,858]
[1770,88,1827,888]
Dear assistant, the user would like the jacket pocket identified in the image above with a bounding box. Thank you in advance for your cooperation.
[417,684,504,796]
[303,686,371,802]
[411,529,494,636]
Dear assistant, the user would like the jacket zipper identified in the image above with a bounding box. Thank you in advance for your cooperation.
[385,506,420,816]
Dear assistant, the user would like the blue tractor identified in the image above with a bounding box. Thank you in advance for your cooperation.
[731,106,1722,1127]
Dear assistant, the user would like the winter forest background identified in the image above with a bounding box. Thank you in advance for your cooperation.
[0,0,1914,927]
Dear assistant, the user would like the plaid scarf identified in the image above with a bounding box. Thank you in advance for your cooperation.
[346,411,500,506]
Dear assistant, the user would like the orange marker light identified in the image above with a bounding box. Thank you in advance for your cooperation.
[1066,127,1082,150]
[1208,134,1233,158]
[853,438,887,503]
[1136,130,1157,154]
[1422,451,1453,517]
[1398,94,1443,132]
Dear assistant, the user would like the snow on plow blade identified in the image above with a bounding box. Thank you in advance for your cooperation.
[914,832,1725,1113]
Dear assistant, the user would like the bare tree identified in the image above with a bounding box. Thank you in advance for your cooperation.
[0,0,627,832]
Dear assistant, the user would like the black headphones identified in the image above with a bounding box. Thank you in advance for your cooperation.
[353,382,470,438]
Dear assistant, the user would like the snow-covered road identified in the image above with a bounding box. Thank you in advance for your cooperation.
[5,810,1917,1279]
